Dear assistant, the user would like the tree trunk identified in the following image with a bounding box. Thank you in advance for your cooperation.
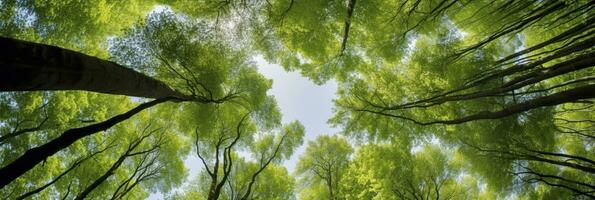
[75,156,127,200]
[0,37,190,99]
[0,97,173,189]
[339,0,357,54]
[15,145,110,200]
[328,172,335,200]
[207,180,221,200]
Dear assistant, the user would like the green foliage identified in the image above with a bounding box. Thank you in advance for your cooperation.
[0,91,193,199]
[343,142,483,200]
[1,0,593,199]
[296,135,352,200]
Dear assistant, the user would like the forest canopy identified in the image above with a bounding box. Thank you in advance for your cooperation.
[0,0,593,199]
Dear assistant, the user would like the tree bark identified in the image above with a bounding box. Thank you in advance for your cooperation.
[0,37,190,99]
[0,97,173,189]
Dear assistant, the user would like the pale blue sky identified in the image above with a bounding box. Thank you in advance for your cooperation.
[253,56,339,172]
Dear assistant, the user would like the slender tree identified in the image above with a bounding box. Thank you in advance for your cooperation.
[193,109,303,200]
[296,135,353,200]
[109,148,162,200]
[75,125,164,199]
[0,97,173,188]
[15,141,115,200]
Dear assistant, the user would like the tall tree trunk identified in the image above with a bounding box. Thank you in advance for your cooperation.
[0,97,174,189]
[0,37,191,99]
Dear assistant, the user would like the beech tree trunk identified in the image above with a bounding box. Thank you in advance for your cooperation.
[0,37,190,99]
[0,97,173,189]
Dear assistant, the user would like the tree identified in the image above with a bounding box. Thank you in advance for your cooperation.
[310,1,595,196]
[186,98,304,200]
[0,96,172,188]
[238,120,304,200]
[0,94,50,145]
[225,161,296,200]
[0,1,184,99]
[0,91,139,198]
[75,124,165,199]
[347,141,485,200]
[0,0,154,55]
[0,36,191,100]
[456,102,595,199]
[296,135,353,200]
[1,95,189,199]
[14,139,115,200]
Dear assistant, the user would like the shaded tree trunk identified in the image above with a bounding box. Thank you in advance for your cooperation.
[0,37,191,99]
[0,97,174,189]
[15,144,112,200]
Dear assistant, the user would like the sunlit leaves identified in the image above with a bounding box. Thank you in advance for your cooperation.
[1,0,593,199]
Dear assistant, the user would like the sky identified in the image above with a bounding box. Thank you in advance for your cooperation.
[253,55,340,172]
